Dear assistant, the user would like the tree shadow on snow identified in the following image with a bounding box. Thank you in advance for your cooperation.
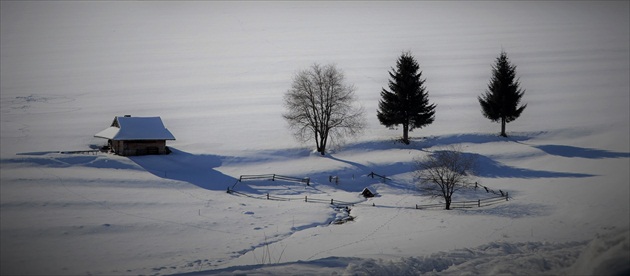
[419,132,534,148]
[128,148,238,191]
[532,145,629,159]
[322,154,416,192]
[339,133,535,153]
[463,152,596,179]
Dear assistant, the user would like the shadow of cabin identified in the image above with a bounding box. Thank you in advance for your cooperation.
[94,115,175,156]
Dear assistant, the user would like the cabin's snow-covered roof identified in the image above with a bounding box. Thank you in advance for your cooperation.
[94,116,176,141]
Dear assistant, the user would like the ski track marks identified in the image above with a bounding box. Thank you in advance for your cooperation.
[306,191,411,261]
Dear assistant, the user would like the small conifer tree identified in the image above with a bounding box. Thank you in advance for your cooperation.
[377,52,436,144]
[478,51,527,137]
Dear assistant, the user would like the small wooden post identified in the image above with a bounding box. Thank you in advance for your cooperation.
[478,199,481,207]
[267,193,269,200]
[330,199,334,205]
[305,196,308,202]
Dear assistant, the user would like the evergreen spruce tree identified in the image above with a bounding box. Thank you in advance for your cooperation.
[478,51,527,137]
[377,52,436,144]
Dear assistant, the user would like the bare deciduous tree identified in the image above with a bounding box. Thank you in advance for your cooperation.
[283,63,365,155]
[414,146,477,210]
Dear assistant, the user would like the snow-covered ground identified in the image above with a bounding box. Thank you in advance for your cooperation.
[1,1,628,275]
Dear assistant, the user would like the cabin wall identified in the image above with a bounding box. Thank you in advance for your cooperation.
[111,140,168,156]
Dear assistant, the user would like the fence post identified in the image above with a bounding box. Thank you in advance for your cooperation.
[331,199,333,205]
[478,199,480,207]
[227,187,230,193]
[305,196,307,202]
[306,178,310,186]
[267,193,269,200]
[272,174,276,181]
[415,204,418,209]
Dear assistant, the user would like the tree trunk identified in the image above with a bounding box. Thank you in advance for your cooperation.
[318,137,326,155]
[402,124,410,144]
[314,130,326,155]
[445,197,451,210]
[320,126,330,155]
[321,127,329,155]
[500,117,507,137]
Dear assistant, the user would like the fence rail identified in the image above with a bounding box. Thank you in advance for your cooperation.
[238,174,310,185]
[368,171,391,181]
[227,189,358,207]
[415,195,508,210]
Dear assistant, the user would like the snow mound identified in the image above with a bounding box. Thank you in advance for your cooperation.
[193,228,628,275]
[566,228,630,276]
[342,228,629,275]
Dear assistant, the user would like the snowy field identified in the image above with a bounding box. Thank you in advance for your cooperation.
[1,1,629,275]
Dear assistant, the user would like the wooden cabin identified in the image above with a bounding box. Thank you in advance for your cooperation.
[94,115,175,156]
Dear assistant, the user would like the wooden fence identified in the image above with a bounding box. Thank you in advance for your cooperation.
[227,189,357,207]
[414,195,508,210]
[228,172,511,211]
[238,174,310,185]
[368,171,391,181]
